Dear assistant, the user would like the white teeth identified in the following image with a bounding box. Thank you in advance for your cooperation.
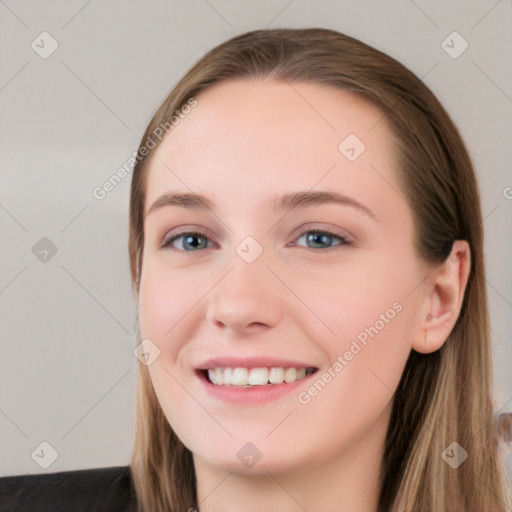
[284,367,297,383]
[231,367,248,386]
[206,366,314,386]
[248,368,268,386]
[269,367,284,384]
[214,367,224,384]
[207,368,224,385]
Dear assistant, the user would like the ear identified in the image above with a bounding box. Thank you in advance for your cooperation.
[412,240,471,354]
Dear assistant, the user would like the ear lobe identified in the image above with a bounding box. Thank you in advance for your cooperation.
[412,240,471,354]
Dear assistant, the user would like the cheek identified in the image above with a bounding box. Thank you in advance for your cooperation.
[138,269,171,343]
[293,246,415,345]
[138,257,198,345]
[292,281,413,456]
[137,260,203,436]
[292,249,417,407]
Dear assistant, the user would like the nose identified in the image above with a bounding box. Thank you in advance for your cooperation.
[205,250,285,334]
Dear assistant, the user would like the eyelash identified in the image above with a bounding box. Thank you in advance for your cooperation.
[161,226,352,252]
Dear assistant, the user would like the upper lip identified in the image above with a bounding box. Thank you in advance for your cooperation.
[196,356,318,370]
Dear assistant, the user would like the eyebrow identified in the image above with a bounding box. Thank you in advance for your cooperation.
[145,190,378,221]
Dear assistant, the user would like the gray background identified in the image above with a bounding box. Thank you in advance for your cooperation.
[1,0,511,489]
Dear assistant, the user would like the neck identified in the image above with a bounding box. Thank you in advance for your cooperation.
[194,407,389,512]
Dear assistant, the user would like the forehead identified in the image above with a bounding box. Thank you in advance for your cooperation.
[180,79,386,150]
[144,79,400,220]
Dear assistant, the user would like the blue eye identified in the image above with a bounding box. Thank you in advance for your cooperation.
[163,232,210,251]
[294,229,350,249]
[162,228,351,252]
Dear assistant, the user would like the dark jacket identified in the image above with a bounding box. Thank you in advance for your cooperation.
[0,465,137,512]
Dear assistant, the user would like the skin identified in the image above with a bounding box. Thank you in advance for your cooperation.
[137,80,470,511]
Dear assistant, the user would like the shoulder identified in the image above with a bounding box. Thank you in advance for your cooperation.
[0,465,137,512]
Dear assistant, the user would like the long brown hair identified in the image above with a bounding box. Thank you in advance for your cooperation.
[127,28,511,511]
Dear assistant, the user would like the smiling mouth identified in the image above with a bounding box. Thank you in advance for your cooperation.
[201,366,317,387]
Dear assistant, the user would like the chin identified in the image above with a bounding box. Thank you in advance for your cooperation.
[195,448,305,476]
[185,431,309,474]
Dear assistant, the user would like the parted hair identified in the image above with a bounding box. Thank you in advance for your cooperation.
[127,28,511,511]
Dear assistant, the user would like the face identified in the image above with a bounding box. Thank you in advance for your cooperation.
[138,80,428,475]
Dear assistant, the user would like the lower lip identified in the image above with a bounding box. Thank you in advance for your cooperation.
[196,370,318,405]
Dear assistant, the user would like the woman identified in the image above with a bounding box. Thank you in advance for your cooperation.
[127,28,511,511]
[1,27,509,512]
